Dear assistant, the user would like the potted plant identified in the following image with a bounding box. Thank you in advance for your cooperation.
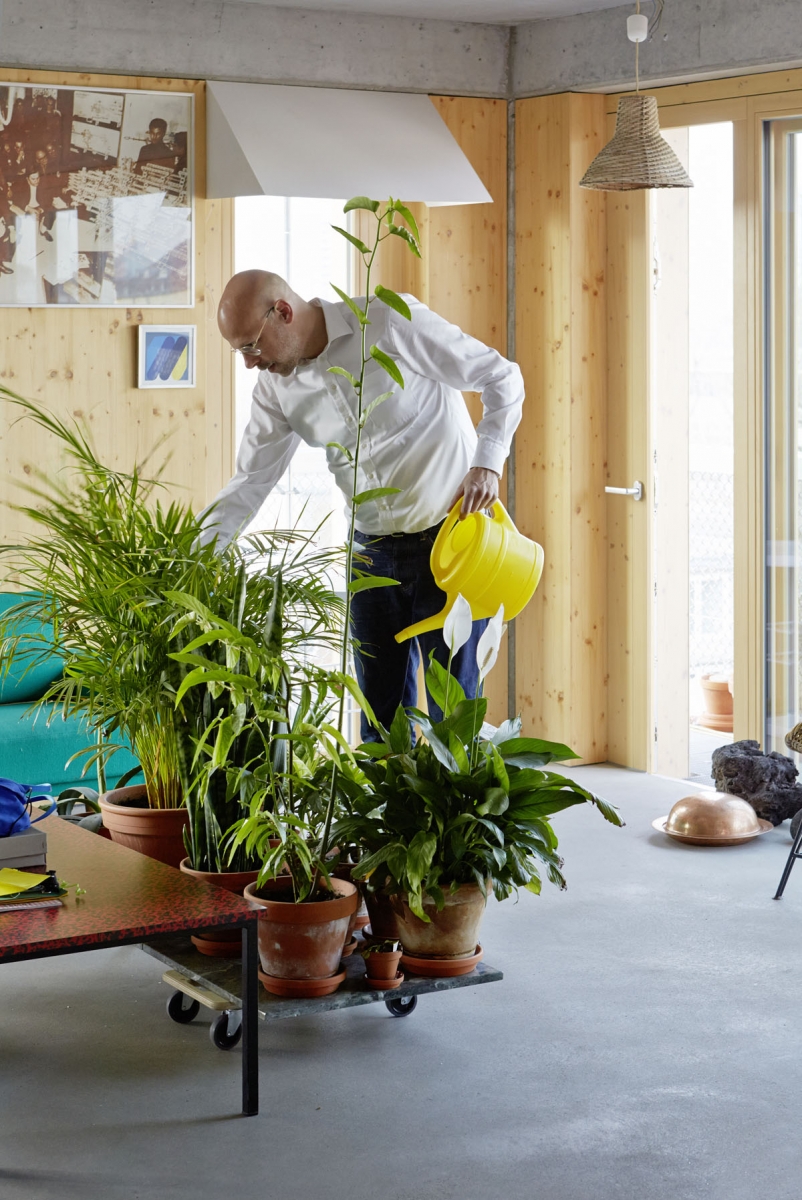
[0,395,345,873]
[216,194,425,992]
[360,938,403,990]
[334,597,624,975]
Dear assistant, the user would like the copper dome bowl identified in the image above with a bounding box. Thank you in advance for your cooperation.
[653,791,773,845]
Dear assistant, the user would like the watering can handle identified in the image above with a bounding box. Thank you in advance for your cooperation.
[443,497,514,531]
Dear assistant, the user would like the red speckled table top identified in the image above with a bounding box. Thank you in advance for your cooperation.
[0,815,255,963]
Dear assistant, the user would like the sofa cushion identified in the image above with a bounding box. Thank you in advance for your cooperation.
[0,701,140,795]
[0,592,64,704]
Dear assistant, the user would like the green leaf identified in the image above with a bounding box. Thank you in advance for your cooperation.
[374,284,412,321]
[352,487,401,506]
[387,224,421,258]
[406,830,437,892]
[348,574,401,594]
[328,365,360,388]
[331,227,371,257]
[390,201,421,243]
[326,440,354,463]
[360,392,393,427]
[497,737,577,762]
[330,284,369,325]
[477,787,509,817]
[174,667,256,707]
[369,346,405,389]
[425,654,466,720]
[389,705,413,755]
[344,196,380,213]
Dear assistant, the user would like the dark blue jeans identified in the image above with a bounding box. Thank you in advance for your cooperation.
[351,524,488,743]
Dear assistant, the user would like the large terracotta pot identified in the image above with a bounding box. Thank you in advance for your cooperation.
[243,877,358,988]
[179,858,260,957]
[99,784,188,868]
[392,881,491,959]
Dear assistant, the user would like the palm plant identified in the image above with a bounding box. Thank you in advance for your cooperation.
[0,391,346,870]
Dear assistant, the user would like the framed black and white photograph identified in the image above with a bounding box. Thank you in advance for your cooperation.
[138,324,196,388]
[0,83,192,306]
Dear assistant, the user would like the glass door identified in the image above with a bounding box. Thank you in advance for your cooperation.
[765,118,802,753]
[650,122,735,782]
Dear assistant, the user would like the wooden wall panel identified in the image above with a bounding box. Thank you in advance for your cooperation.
[0,69,233,548]
[514,93,608,763]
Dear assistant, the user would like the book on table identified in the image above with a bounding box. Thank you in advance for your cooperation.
[0,868,66,904]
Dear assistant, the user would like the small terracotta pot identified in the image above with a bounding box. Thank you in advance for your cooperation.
[392,881,490,959]
[364,888,402,940]
[362,947,402,981]
[364,969,403,991]
[179,859,260,957]
[244,876,358,986]
[99,785,188,868]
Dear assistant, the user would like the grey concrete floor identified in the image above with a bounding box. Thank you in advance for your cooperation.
[2,764,802,1200]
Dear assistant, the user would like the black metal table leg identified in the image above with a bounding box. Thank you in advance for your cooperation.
[774,821,802,899]
[241,919,259,1115]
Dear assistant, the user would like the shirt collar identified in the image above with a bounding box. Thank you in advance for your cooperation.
[312,296,353,350]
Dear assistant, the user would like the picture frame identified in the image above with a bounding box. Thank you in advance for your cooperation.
[138,324,196,388]
[0,82,193,307]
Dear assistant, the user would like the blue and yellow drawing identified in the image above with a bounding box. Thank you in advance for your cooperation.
[145,331,190,383]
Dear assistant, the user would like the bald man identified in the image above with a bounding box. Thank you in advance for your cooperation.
[204,270,524,739]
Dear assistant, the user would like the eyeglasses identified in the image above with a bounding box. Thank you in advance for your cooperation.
[231,306,276,358]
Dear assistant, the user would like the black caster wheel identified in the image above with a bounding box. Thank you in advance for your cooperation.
[385,994,417,1018]
[167,990,200,1024]
[210,1010,242,1050]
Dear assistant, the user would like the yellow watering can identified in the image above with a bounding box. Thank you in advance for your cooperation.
[395,500,545,643]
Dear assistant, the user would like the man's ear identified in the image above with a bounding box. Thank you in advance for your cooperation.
[275,299,293,324]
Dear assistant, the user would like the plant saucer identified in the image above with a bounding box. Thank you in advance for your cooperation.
[400,944,483,978]
[258,968,346,998]
[364,970,404,991]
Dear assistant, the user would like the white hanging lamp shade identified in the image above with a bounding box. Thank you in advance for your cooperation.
[580,94,692,191]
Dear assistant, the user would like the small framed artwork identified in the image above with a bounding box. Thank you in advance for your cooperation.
[138,324,195,388]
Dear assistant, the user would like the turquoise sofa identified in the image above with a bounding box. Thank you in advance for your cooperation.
[0,593,140,794]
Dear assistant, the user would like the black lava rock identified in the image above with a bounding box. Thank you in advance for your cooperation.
[711,739,802,826]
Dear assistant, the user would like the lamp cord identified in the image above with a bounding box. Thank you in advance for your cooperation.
[635,0,640,93]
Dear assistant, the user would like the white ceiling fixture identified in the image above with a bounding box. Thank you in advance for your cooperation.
[207,82,493,204]
[233,0,634,23]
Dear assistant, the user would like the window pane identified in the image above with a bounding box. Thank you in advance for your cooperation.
[233,196,351,580]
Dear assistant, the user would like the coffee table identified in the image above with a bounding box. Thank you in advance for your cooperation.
[0,814,260,1115]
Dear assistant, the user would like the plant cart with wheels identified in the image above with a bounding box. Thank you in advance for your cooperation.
[142,933,503,1048]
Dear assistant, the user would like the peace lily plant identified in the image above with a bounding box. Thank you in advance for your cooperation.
[333,594,623,960]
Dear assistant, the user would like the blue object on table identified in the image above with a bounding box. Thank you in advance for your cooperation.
[0,778,55,836]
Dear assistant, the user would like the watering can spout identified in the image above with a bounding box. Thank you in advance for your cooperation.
[395,602,452,644]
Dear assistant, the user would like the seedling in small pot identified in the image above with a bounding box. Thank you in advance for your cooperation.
[361,938,402,983]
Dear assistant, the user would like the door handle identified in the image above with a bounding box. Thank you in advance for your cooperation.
[605,481,644,501]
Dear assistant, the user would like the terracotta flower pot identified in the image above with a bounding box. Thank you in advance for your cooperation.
[179,859,260,957]
[392,881,491,960]
[99,785,188,868]
[697,675,734,733]
[362,947,402,981]
[364,888,402,940]
[243,877,358,992]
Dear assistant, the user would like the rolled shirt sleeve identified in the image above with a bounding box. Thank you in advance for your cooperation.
[387,299,524,476]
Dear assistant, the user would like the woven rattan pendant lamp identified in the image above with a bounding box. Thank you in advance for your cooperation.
[580,2,692,191]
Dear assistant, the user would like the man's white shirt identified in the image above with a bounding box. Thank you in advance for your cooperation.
[203,294,524,545]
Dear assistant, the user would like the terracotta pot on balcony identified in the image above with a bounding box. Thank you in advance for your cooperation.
[696,674,733,734]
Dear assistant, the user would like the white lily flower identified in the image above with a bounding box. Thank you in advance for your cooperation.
[476,604,507,682]
[442,593,473,656]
